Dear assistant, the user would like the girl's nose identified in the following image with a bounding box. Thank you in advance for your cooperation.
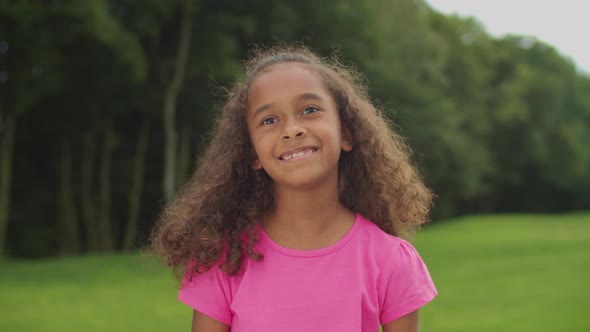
[281,125,307,140]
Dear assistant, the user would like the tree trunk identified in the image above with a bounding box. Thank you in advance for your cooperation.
[176,124,192,190]
[98,119,116,251]
[59,139,80,254]
[163,1,193,201]
[0,111,16,258]
[81,131,99,252]
[123,119,149,251]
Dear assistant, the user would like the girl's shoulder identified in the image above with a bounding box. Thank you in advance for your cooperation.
[354,213,424,265]
[355,214,406,247]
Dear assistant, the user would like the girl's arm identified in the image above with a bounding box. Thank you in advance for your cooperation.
[191,310,230,332]
[382,309,420,332]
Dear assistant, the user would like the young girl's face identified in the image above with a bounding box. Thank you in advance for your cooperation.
[246,62,352,190]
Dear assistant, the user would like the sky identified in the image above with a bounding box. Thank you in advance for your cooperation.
[426,0,590,74]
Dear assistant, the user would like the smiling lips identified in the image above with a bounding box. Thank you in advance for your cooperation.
[279,147,318,161]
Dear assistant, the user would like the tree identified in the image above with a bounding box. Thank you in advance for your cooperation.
[162,0,194,202]
[0,2,64,257]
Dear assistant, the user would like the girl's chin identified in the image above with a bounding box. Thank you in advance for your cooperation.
[271,173,338,192]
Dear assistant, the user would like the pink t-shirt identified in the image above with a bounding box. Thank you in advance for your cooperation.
[179,214,437,331]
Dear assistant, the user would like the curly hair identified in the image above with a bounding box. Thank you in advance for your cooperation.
[150,45,433,279]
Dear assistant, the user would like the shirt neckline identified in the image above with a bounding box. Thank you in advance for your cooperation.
[259,213,362,258]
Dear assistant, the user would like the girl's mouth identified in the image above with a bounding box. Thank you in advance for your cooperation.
[279,147,318,161]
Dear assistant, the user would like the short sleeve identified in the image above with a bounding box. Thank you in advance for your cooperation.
[178,262,233,326]
[380,239,437,325]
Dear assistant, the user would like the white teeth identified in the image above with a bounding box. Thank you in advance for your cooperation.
[281,148,315,161]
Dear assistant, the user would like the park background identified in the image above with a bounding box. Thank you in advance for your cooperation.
[0,0,589,331]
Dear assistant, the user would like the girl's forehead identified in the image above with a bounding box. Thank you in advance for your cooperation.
[247,62,332,107]
[253,62,322,85]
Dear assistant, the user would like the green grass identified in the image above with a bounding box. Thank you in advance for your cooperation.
[0,254,189,331]
[416,212,590,332]
[1,212,589,331]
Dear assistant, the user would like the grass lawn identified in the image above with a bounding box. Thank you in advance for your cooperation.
[1,212,589,331]
[416,212,590,332]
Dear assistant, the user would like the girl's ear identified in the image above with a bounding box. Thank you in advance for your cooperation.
[250,146,263,170]
[253,158,263,170]
[341,126,353,152]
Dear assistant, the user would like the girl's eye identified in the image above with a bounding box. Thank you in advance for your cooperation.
[302,106,320,115]
[261,117,277,125]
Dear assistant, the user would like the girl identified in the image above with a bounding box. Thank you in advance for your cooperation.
[152,46,437,332]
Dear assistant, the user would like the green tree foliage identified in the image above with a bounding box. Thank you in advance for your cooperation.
[486,37,590,211]
[1,0,589,258]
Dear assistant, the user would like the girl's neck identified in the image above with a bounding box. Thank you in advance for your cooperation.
[262,182,355,250]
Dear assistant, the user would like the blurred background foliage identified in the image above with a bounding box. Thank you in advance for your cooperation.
[1,0,589,259]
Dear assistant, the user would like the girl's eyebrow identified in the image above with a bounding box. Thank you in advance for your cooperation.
[251,92,325,119]
[252,103,274,120]
[296,92,324,103]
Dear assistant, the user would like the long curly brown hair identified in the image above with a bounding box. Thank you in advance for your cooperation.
[150,45,433,279]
